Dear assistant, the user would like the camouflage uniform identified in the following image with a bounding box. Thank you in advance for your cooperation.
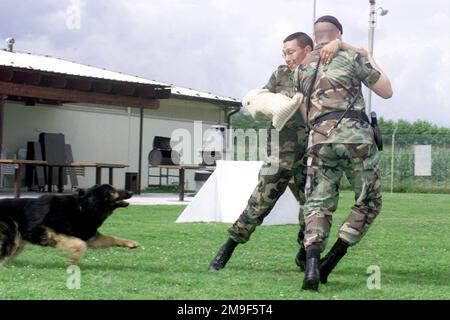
[228,65,308,245]
[295,48,382,251]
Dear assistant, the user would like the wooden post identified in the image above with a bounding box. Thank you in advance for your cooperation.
[137,107,143,195]
[109,167,113,185]
[179,167,185,201]
[95,167,102,185]
[14,164,20,198]
[0,95,4,148]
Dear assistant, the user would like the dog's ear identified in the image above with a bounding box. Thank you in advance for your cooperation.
[102,185,113,201]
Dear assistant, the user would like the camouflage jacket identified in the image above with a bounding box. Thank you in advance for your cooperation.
[264,65,296,98]
[295,47,381,145]
[264,65,304,127]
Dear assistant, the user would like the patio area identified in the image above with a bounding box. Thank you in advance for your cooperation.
[0,190,194,205]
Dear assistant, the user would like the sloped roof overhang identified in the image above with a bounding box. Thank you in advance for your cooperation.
[0,65,171,108]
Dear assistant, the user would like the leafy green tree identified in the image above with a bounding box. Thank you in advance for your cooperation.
[230,110,270,130]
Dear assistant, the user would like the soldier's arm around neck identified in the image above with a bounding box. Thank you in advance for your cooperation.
[339,41,393,99]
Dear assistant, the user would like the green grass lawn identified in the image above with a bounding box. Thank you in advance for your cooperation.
[0,191,449,300]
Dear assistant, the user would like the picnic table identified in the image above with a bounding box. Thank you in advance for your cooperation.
[0,159,128,198]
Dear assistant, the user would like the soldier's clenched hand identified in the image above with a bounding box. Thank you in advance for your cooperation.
[320,39,341,64]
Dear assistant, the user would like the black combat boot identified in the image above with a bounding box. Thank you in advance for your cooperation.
[319,238,349,284]
[208,238,238,271]
[302,245,321,291]
[295,247,306,272]
[295,229,306,271]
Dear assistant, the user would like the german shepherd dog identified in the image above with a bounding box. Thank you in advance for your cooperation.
[0,184,139,266]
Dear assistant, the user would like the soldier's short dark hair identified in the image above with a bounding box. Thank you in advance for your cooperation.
[283,32,314,50]
[315,15,343,35]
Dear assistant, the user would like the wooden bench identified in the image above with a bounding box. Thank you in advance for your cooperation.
[0,159,128,198]
[69,162,129,185]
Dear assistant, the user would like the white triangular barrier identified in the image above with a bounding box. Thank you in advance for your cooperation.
[176,160,299,225]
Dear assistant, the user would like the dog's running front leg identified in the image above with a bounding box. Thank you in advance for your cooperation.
[11,240,27,259]
[43,229,87,265]
[0,218,21,267]
[87,232,140,249]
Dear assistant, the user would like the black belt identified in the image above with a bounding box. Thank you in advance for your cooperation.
[312,110,369,126]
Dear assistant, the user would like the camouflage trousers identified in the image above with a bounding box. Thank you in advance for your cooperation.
[303,143,382,251]
[228,118,308,245]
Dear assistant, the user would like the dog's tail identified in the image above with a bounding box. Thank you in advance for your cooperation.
[0,215,20,261]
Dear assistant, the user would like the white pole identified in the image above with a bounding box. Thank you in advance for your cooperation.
[313,0,317,35]
[390,125,398,193]
[368,0,376,56]
[367,0,376,119]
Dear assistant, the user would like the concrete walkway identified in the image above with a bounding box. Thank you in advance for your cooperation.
[0,191,194,205]
[125,193,194,205]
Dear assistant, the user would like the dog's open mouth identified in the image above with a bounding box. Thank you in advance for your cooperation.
[115,191,133,207]
[115,199,130,207]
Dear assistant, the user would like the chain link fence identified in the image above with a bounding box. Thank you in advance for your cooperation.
[230,119,450,194]
[378,132,450,194]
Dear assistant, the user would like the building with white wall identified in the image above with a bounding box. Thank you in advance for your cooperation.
[0,49,241,191]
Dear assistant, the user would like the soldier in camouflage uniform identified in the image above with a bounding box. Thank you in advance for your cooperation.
[295,16,393,290]
[208,32,314,271]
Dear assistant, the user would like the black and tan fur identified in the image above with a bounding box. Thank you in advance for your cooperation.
[0,184,139,266]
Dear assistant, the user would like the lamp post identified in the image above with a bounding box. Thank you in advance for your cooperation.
[312,0,317,34]
[366,0,388,118]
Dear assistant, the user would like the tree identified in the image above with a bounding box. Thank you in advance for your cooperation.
[230,111,270,130]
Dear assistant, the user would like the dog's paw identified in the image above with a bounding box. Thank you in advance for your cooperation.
[66,260,80,267]
[125,240,140,249]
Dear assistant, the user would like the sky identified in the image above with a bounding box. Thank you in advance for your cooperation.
[1,0,449,127]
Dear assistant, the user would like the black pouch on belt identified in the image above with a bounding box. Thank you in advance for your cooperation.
[371,112,383,151]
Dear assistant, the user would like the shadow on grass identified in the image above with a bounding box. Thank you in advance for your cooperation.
[217,263,450,293]
[329,266,449,287]
[7,259,167,273]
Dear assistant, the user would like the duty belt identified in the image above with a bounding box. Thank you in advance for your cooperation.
[309,110,370,136]
[313,110,370,125]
